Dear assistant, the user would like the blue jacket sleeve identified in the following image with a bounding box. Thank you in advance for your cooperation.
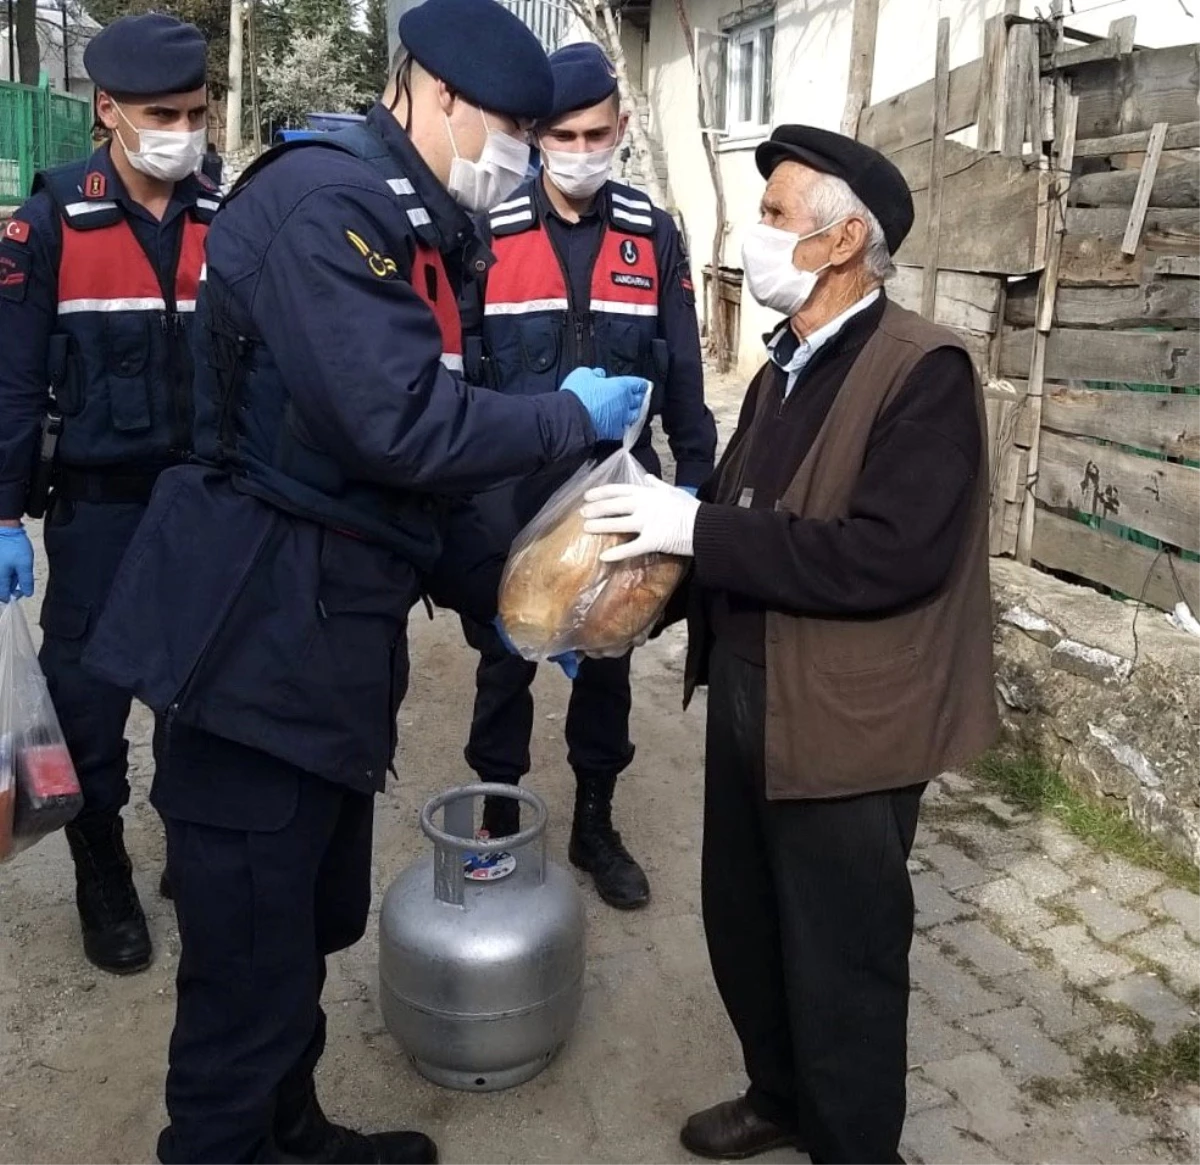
[245,182,596,496]
[652,211,716,490]
[0,196,57,519]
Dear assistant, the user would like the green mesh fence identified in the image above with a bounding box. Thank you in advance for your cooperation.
[0,78,91,207]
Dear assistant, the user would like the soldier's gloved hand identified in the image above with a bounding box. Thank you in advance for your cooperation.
[559,366,649,442]
[492,616,581,680]
[0,526,35,601]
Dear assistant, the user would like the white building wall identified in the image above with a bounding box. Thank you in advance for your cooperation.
[647,0,1197,374]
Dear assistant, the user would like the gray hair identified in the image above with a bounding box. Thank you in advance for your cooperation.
[806,172,895,282]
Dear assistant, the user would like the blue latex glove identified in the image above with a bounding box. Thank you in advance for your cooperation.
[559,366,649,442]
[0,526,34,601]
[679,486,699,497]
[493,617,581,680]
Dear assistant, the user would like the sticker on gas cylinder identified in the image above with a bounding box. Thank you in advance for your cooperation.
[464,837,517,881]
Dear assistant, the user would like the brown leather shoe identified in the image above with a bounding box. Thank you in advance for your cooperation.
[680,1097,796,1160]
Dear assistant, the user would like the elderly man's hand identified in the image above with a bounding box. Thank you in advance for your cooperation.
[581,477,700,561]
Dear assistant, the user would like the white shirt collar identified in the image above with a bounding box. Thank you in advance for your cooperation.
[767,288,882,396]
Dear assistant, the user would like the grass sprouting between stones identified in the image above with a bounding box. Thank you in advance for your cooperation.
[1081,1027,1200,1102]
[972,749,1200,894]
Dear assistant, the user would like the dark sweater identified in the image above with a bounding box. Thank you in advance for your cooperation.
[694,293,981,665]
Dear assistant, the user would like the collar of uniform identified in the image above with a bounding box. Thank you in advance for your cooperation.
[764,288,886,373]
[365,104,475,251]
[534,171,605,227]
[89,143,194,225]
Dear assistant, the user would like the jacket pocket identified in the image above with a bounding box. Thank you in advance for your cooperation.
[602,319,647,378]
[517,317,560,376]
[40,596,90,641]
[104,315,153,433]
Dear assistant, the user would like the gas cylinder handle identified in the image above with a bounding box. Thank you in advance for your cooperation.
[421,784,548,907]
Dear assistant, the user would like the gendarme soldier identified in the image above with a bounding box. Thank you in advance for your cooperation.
[461,43,716,909]
[0,13,217,975]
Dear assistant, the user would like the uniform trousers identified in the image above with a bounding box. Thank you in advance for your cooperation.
[461,615,634,782]
[702,642,924,1165]
[39,497,149,819]
[153,725,373,1164]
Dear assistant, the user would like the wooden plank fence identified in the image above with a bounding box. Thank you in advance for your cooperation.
[851,12,1199,614]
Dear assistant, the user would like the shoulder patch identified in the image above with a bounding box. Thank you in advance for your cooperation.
[345,229,399,279]
[676,259,695,306]
[0,246,30,302]
[2,219,30,245]
[85,171,106,199]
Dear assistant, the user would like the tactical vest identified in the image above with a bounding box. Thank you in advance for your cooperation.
[472,183,670,408]
[36,161,217,470]
[190,125,463,568]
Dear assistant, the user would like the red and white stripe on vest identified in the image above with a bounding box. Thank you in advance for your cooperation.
[483,185,658,322]
[411,246,463,373]
[56,189,213,318]
[370,172,463,373]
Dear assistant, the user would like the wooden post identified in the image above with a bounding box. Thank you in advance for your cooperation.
[841,0,880,138]
[1121,122,1169,256]
[1001,24,1035,158]
[1109,14,1136,54]
[1016,91,1079,566]
[921,17,950,322]
[977,14,1009,153]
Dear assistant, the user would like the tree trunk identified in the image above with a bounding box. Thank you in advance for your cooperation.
[673,0,730,370]
[226,0,244,151]
[15,0,39,85]
[567,0,665,207]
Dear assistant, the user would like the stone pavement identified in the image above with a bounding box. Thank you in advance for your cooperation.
[896,770,1199,1165]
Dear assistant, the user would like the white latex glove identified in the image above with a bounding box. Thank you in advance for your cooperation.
[581,476,700,561]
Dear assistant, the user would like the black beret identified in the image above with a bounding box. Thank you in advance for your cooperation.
[756,125,915,254]
[400,0,553,121]
[547,42,618,120]
[84,13,207,96]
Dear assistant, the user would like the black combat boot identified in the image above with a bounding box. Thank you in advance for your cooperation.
[480,792,520,839]
[568,771,650,910]
[64,814,152,975]
[275,1078,438,1164]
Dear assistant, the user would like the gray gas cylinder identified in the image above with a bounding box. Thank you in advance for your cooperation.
[379,784,585,1091]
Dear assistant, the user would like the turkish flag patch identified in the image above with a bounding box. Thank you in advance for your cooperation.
[2,219,30,244]
[85,171,106,198]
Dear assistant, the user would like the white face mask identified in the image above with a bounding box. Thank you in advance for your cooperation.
[741,217,847,316]
[113,103,206,183]
[540,143,615,201]
[446,107,531,213]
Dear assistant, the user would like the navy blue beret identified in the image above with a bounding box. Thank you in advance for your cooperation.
[756,125,915,254]
[400,0,553,121]
[84,13,207,96]
[547,42,618,120]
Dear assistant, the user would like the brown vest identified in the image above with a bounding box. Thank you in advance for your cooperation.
[709,299,998,799]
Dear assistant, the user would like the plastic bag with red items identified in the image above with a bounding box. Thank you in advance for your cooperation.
[0,600,82,862]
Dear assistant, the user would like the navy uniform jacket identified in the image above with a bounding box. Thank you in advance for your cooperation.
[0,146,215,517]
[84,106,597,797]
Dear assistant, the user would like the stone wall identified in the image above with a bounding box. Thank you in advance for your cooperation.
[991,559,1200,868]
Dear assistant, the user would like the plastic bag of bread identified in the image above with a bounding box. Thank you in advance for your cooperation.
[498,393,687,659]
[0,599,82,863]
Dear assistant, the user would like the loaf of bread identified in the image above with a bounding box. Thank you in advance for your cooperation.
[499,504,686,658]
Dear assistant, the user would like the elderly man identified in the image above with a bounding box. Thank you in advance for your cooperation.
[583,125,998,1164]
